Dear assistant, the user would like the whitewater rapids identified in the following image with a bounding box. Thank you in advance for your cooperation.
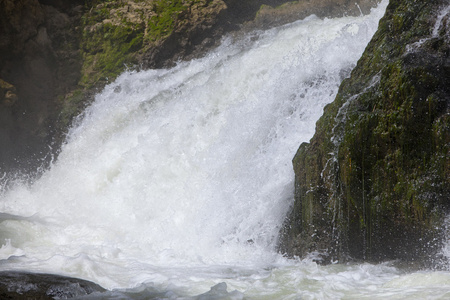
[1,1,450,298]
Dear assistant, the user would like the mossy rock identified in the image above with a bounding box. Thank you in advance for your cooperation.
[57,0,228,131]
[78,0,225,90]
[80,22,144,87]
[147,0,187,42]
[280,0,450,266]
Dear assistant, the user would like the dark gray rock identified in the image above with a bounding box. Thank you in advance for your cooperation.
[0,271,106,299]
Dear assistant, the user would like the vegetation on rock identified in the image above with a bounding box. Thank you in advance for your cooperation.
[77,0,227,89]
[279,0,450,266]
[58,0,228,131]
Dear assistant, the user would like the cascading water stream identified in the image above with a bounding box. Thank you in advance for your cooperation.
[1,1,450,298]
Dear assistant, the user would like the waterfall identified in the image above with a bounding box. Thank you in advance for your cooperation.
[5,2,449,299]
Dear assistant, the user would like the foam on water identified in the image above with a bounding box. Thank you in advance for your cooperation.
[1,1,450,298]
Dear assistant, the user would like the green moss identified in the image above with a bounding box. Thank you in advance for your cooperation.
[283,0,450,264]
[77,0,210,89]
[147,0,187,42]
[80,22,144,88]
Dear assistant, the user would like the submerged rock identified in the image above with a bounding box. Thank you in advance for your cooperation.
[279,0,450,266]
[0,271,105,299]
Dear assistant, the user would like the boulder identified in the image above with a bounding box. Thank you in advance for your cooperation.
[0,271,105,299]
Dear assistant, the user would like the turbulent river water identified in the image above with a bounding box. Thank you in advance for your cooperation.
[1,1,450,299]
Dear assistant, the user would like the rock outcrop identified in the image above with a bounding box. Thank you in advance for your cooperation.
[0,271,106,299]
[279,0,450,267]
[250,0,380,29]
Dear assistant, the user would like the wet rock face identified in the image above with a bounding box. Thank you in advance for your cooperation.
[142,0,230,69]
[279,0,450,266]
[0,271,106,299]
[250,0,380,30]
[0,0,84,174]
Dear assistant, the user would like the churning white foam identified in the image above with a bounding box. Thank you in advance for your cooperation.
[4,2,447,299]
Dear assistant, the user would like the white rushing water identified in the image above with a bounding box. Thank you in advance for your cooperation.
[1,1,450,298]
